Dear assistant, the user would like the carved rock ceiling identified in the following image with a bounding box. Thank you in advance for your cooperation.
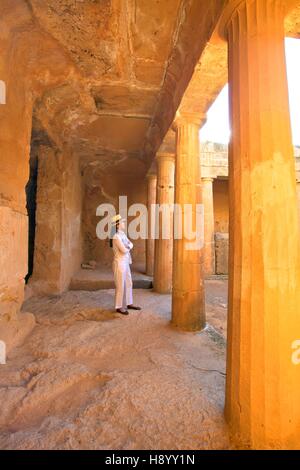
[26,0,300,175]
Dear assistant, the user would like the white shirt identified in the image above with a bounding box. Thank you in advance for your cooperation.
[112,230,133,264]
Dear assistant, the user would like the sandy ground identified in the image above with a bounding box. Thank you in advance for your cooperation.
[0,281,230,450]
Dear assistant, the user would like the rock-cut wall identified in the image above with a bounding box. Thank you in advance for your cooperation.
[82,165,147,269]
[28,145,83,295]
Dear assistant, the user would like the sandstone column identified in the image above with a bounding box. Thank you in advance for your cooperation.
[0,30,35,351]
[296,180,300,230]
[202,177,215,275]
[153,153,175,293]
[171,112,206,331]
[221,0,300,449]
[146,173,157,276]
[29,145,83,295]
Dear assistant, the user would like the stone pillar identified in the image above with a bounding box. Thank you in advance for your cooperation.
[29,145,82,295]
[296,181,300,230]
[0,33,35,351]
[153,153,175,293]
[202,177,215,275]
[146,173,157,276]
[171,113,206,331]
[221,0,300,449]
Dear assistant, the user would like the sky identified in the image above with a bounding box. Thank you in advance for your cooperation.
[200,38,300,146]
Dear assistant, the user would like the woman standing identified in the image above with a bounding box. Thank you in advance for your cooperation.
[110,214,141,315]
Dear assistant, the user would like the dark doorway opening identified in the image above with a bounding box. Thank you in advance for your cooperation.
[25,151,38,283]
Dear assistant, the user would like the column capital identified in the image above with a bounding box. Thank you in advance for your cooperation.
[146,171,157,180]
[155,152,175,162]
[218,0,287,38]
[173,111,206,130]
[202,177,214,183]
[218,0,246,38]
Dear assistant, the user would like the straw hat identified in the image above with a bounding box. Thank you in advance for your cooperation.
[111,214,125,226]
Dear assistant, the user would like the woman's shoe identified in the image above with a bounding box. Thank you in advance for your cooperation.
[127,305,142,310]
[116,308,129,315]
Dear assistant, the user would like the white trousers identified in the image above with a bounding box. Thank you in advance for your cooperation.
[113,260,133,309]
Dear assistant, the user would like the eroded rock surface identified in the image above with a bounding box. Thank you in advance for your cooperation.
[0,282,229,450]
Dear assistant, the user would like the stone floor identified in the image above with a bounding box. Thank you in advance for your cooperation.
[0,281,230,450]
[70,264,153,291]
